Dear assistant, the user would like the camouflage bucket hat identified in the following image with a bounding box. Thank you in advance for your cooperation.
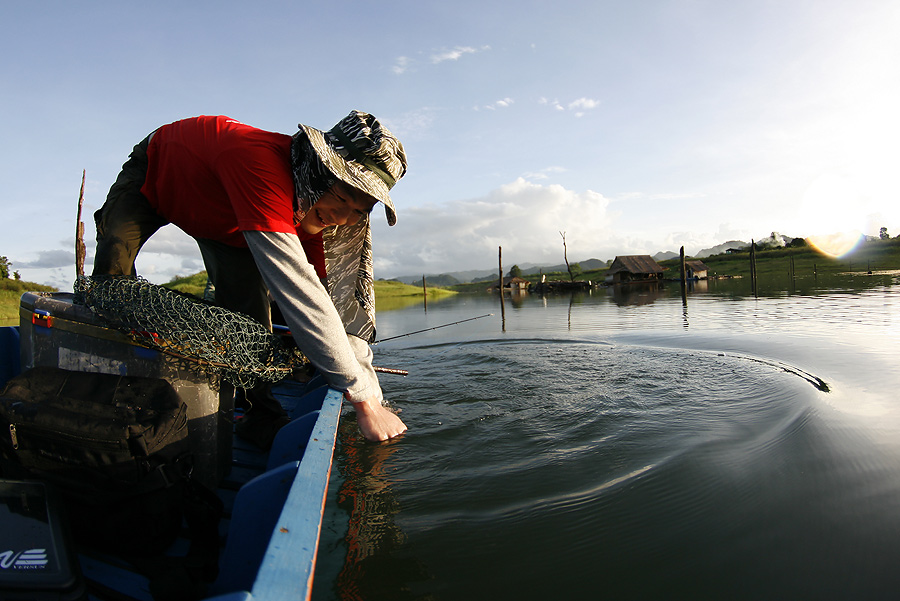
[299,110,406,226]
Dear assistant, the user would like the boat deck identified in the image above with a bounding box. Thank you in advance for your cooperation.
[1,323,342,601]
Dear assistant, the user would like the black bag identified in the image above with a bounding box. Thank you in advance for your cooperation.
[0,366,203,556]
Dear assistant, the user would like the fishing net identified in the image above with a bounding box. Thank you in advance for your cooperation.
[74,275,307,389]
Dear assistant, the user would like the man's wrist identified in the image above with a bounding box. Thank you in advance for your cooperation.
[342,381,380,405]
[349,396,379,414]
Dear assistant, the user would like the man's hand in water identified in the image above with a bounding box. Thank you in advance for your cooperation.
[351,396,407,441]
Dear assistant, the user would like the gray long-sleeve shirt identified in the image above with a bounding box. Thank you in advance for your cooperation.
[244,230,382,404]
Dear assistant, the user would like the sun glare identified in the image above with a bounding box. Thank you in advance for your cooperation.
[806,231,865,258]
[798,174,867,257]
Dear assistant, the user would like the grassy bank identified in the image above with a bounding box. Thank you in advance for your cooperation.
[663,238,900,280]
[0,279,57,323]
[163,272,457,312]
[1,273,456,324]
[165,272,209,298]
[451,238,900,290]
[375,280,457,300]
[374,279,457,311]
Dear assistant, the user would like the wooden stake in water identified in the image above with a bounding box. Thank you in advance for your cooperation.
[750,239,758,296]
[499,246,506,330]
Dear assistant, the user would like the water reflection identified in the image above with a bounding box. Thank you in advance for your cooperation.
[315,276,900,600]
[605,281,666,306]
[326,415,429,601]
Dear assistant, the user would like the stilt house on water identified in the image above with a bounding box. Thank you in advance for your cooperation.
[489,276,530,292]
[685,260,710,280]
[605,255,666,285]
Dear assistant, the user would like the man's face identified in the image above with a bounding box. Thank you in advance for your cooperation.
[300,180,378,235]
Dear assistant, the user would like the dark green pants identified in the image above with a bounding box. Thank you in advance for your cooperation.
[92,134,284,416]
[93,135,272,330]
[92,135,165,278]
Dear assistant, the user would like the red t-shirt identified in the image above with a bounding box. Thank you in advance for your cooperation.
[141,115,325,278]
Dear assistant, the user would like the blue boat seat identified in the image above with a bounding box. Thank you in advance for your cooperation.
[289,383,329,418]
[266,411,319,471]
[302,374,327,396]
[212,461,301,595]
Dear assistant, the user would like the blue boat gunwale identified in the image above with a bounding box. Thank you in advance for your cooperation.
[211,385,342,601]
[1,308,342,601]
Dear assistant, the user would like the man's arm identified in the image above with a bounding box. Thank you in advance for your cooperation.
[243,230,406,441]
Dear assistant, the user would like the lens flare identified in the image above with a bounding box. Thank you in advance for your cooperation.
[799,174,866,257]
[806,231,865,258]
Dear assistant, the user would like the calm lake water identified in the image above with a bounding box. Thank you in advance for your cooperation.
[313,272,900,601]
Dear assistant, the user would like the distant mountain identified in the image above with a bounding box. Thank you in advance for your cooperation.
[653,251,679,261]
[693,233,806,258]
[390,258,611,285]
[519,258,609,276]
[388,268,496,285]
[410,274,461,287]
[694,240,749,258]
[388,233,807,284]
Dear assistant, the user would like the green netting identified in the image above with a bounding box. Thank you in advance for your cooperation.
[74,275,307,389]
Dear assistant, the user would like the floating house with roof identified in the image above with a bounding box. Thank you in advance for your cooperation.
[605,255,666,285]
[489,276,530,292]
[685,260,710,280]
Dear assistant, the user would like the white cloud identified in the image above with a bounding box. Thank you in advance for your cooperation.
[140,225,201,258]
[430,45,490,64]
[538,96,600,116]
[381,108,437,140]
[539,97,565,111]
[128,226,203,282]
[393,44,490,75]
[373,178,618,277]
[480,97,514,111]
[392,56,411,75]
[568,98,600,111]
[521,166,567,181]
[16,249,75,269]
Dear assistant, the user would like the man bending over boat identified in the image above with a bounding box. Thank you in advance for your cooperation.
[91,111,408,447]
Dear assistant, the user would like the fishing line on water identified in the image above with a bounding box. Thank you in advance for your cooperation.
[373,313,494,344]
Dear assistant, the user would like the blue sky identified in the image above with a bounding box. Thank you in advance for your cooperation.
[3,0,899,289]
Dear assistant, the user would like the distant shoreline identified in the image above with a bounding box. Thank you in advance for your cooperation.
[448,237,900,292]
[0,277,455,323]
[3,237,899,322]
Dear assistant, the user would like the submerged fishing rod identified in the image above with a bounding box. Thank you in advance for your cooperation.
[374,313,494,344]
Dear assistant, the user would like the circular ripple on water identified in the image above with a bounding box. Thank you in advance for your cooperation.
[327,339,900,600]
